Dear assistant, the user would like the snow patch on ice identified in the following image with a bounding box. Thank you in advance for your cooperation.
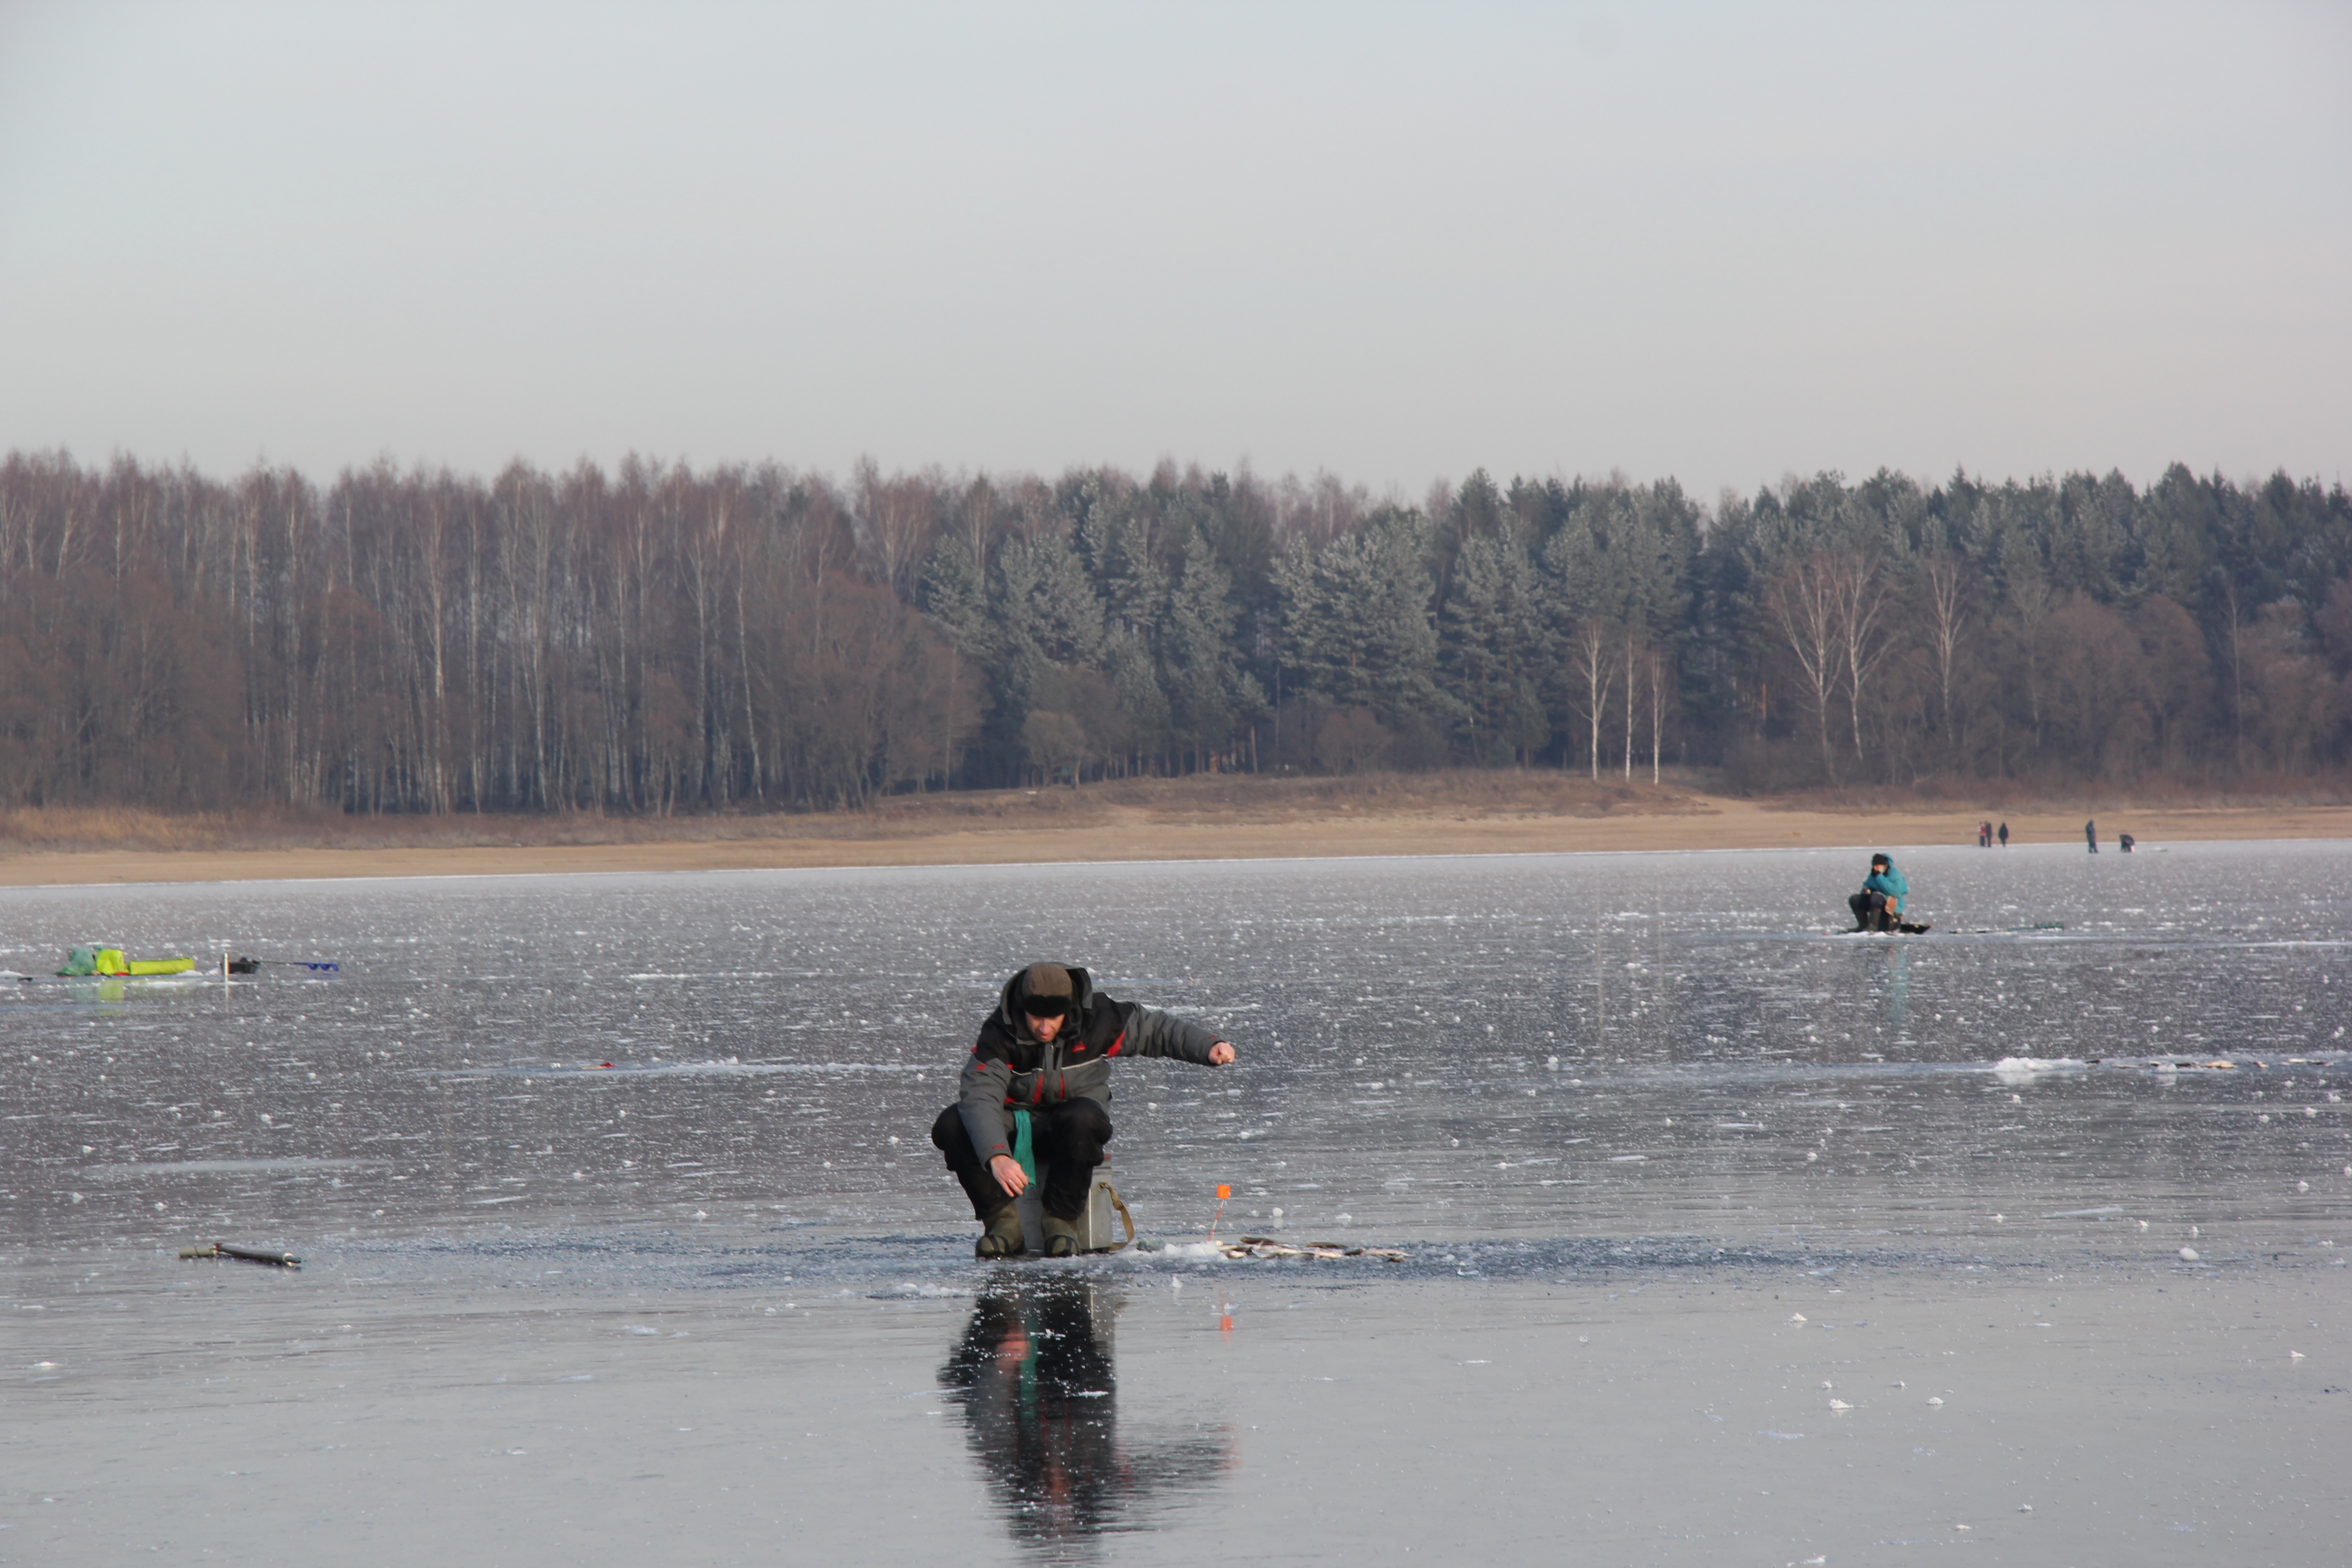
[1991,1056,2085,1083]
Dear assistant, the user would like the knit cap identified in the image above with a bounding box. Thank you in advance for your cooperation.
[1020,962,1074,1004]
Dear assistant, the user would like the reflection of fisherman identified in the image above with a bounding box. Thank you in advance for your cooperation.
[1879,942,1912,1027]
[940,1282,1232,1550]
[931,962,1235,1257]
[1847,853,1911,932]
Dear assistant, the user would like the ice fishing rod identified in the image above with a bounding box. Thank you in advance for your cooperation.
[179,1241,302,1268]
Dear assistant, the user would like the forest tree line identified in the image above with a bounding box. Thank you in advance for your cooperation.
[2,448,2349,813]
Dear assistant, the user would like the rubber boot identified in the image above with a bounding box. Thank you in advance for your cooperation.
[975,1207,1026,1259]
[1040,1215,1081,1258]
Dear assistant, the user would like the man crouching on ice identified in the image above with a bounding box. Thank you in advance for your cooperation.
[931,961,1236,1258]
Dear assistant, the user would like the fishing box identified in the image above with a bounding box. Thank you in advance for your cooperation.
[1013,1168,1132,1254]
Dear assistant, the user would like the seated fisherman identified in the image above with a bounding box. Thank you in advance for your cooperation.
[1848,853,1910,932]
[931,962,1236,1258]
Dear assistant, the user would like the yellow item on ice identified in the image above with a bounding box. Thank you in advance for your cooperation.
[57,946,195,977]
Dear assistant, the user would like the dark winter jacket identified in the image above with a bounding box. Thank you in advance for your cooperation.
[956,966,1224,1165]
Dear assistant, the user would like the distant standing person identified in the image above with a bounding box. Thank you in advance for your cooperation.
[2085,818,2097,853]
[1998,822,2009,848]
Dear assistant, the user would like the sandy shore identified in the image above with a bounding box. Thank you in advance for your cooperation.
[6,793,2350,885]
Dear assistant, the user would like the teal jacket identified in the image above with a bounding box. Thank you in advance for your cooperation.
[1862,864,1908,902]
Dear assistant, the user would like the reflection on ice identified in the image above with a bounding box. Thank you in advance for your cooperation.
[941,1279,1232,1555]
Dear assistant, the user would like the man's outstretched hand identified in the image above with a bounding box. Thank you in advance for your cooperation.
[1209,1040,1235,1065]
[989,1153,1028,1197]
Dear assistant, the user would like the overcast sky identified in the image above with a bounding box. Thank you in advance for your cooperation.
[2,1,2345,504]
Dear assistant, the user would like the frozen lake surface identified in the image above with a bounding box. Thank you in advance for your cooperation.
[6,842,2348,1563]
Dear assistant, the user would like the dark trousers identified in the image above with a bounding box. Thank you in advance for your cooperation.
[1849,890,1895,931]
[931,1098,1112,1222]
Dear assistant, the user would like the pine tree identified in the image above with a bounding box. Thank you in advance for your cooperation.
[1440,530,1545,764]
[1277,507,1442,729]
[1162,523,1264,764]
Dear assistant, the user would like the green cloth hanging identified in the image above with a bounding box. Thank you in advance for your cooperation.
[1011,1108,1037,1186]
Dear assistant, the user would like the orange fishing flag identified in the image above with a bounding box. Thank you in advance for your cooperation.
[1208,1183,1232,1244]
